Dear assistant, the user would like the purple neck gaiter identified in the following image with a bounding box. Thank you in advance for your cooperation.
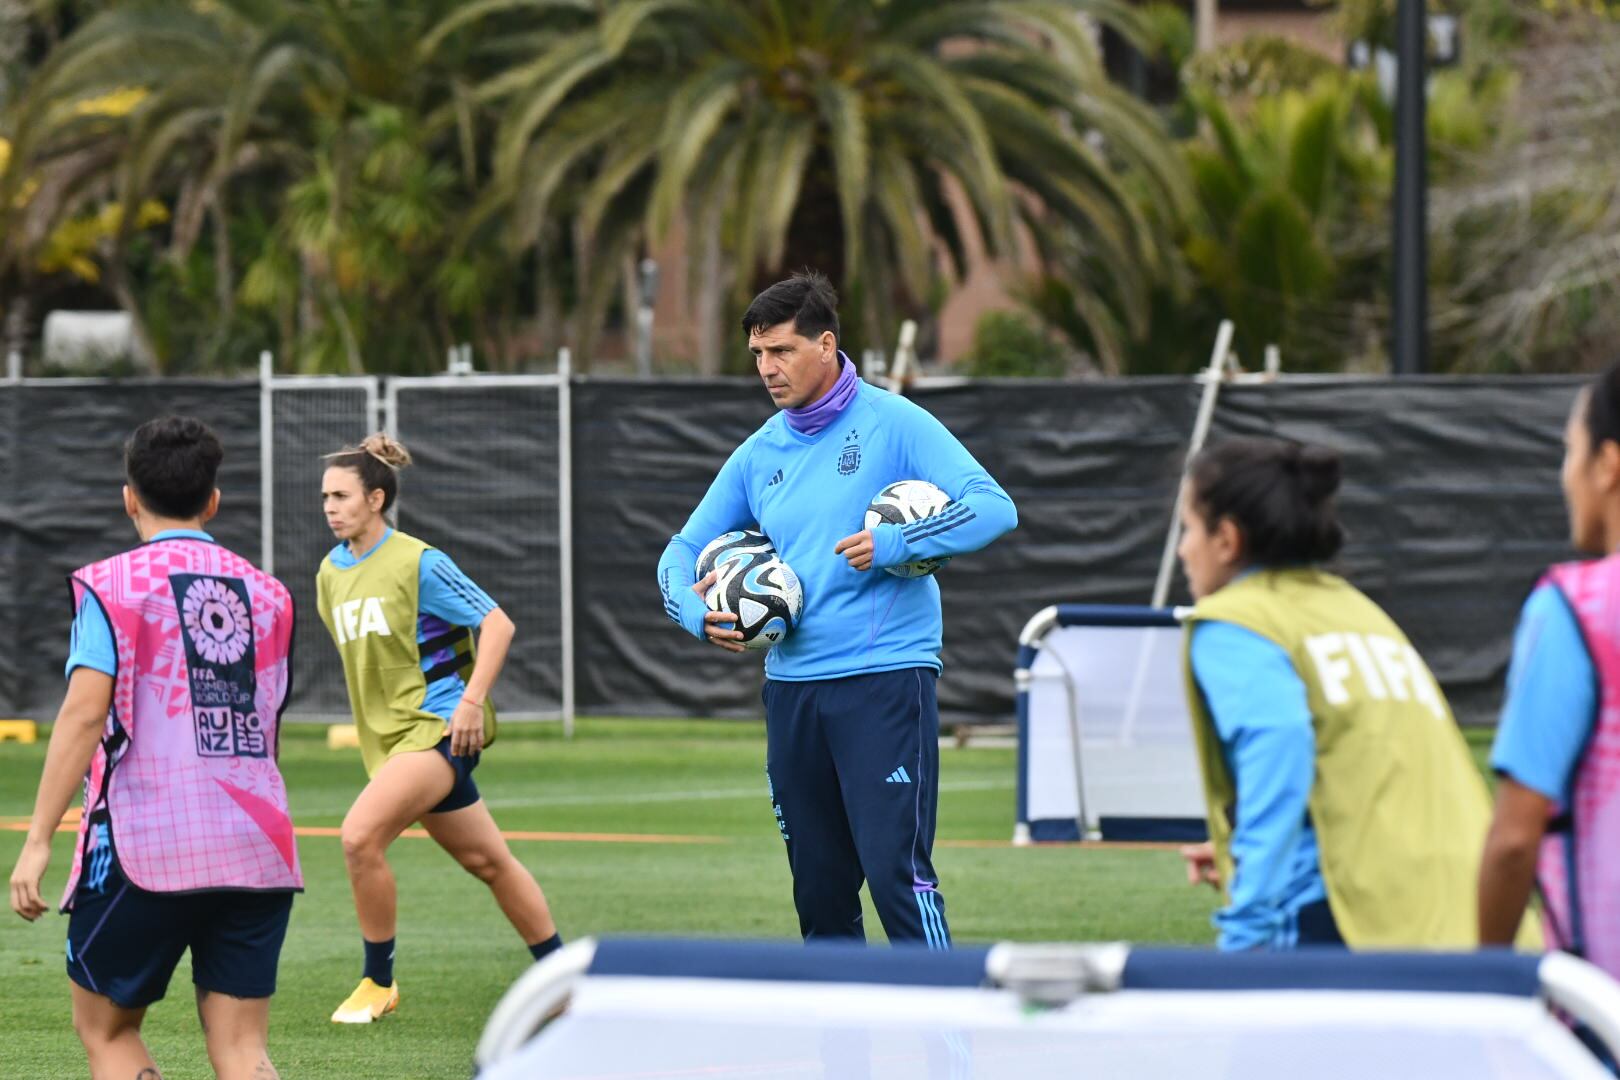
[785,352,859,436]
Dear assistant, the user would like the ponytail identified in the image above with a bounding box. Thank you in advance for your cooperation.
[1188,437,1345,566]
[324,433,412,513]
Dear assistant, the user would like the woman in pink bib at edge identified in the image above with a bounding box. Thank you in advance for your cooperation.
[9,417,300,1080]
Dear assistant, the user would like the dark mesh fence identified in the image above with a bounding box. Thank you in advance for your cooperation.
[271,382,378,716]
[1209,377,1579,722]
[0,374,1584,725]
[392,379,565,715]
[1,381,260,717]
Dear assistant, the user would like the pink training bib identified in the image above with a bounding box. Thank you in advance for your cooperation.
[61,538,302,908]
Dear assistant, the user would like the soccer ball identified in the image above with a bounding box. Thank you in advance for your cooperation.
[698,530,803,650]
[865,480,953,579]
[696,529,776,580]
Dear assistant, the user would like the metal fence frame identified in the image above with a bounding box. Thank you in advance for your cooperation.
[259,354,576,735]
[382,361,575,735]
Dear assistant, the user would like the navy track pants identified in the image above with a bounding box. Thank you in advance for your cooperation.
[763,667,950,948]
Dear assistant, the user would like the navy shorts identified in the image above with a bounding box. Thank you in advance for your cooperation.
[66,861,293,1009]
[429,735,482,814]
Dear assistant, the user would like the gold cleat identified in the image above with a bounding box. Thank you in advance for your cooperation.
[331,977,399,1024]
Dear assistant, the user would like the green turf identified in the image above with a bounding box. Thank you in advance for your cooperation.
[0,718,1219,1077]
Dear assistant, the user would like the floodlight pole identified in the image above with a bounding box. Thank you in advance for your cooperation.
[1392,0,1427,376]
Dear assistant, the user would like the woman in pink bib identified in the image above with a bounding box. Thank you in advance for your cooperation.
[9,417,299,1080]
[1482,363,1620,979]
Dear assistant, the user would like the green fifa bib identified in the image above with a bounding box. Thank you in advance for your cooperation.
[1183,569,1534,949]
[317,531,496,776]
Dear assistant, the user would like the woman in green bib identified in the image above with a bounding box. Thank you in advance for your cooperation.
[317,434,562,1024]
[1175,437,1532,950]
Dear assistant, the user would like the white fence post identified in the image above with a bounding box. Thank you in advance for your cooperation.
[557,347,576,738]
[1151,320,1234,609]
[260,350,275,574]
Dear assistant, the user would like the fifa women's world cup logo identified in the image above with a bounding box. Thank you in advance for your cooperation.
[171,573,265,758]
[183,577,252,665]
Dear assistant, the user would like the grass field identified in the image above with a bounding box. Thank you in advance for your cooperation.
[1,720,1496,1078]
[0,719,1215,1078]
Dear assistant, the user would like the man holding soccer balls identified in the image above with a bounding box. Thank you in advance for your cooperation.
[657,271,1018,947]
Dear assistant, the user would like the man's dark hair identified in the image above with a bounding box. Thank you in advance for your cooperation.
[125,416,225,519]
[741,270,840,343]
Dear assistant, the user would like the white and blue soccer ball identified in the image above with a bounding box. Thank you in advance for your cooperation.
[865,480,953,579]
[696,529,775,580]
[697,529,803,650]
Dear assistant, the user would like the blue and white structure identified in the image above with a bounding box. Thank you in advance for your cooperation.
[1014,605,1205,843]
[476,937,1620,1079]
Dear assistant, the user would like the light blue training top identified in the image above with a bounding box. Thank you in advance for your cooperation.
[656,379,1017,681]
[1490,583,1597,804]
[1190,616,1328,951]
[66,529,217,679]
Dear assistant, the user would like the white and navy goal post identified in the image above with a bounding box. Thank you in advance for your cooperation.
[1014,604,1208,844]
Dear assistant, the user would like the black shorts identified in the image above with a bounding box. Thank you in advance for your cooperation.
[66,861,294,1009]
[429,735,482,814]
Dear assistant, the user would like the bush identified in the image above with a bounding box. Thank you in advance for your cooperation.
[964,311,1067,377]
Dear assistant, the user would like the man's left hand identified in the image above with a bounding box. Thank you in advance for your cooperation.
[834,530,874,572]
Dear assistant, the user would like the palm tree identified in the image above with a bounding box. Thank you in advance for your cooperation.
[3,0,525,373]
[431,0,1193,370]
[1176,74,1392,371]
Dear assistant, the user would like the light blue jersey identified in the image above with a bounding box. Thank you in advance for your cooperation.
[70,528,495,724]
[66,529,216,679]
[1191,618,1327,951]
[1491,583,1597,804]
[657,380,1017,681]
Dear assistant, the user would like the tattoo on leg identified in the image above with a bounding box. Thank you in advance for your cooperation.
[135,1069,161,1079]
[252,1056,278,1078]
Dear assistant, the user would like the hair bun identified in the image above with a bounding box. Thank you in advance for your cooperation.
[358,433,412,470]
[1293,443,1341,504]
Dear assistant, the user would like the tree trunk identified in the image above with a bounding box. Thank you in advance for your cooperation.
[696,215,727,375]
[206,196,235,368]
[298,253,319,372]
[570,219,595,373]
[102,252,161,374]
[3,285,30,367]
[323,280,364,375]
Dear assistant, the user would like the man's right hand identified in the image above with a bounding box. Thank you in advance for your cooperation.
[692,571,746,653]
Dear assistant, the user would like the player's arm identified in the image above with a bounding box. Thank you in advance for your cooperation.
[657,441,754,647]
[1191,622,1316,951]
[419,551,511,756]
[10,666,113,921]
[1480,584,1593,945]
[862,402,1017,571]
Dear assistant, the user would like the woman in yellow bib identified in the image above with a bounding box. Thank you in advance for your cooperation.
[317,434,561,1024]
[1175,437,1534,950]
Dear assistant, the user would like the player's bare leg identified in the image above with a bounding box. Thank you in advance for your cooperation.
[421,799,557,945]
[340,749,456,940]
[197,989,277,1080]
[334,748,456,1022]
[71,984,157,1079]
